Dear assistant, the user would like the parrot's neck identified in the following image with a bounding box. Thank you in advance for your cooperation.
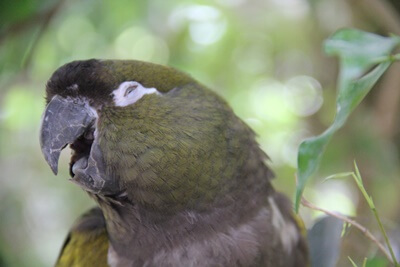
[94,180,275,264]
[93,137,276,265]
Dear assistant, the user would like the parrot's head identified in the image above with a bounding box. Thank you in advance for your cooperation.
[40,59,271,212]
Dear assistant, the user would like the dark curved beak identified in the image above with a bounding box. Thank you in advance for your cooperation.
[39,95,119,195]
[39,95,95,175]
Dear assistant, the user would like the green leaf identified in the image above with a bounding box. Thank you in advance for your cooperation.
[324,28,400,92]
[323,172,354,182]
[365,257,390,267]
[295,29,400,211]
[341,222,351,237]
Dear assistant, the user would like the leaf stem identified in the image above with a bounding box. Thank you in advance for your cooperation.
[352,162,399,266]
[372,205,399,266]
[371,53,400,64]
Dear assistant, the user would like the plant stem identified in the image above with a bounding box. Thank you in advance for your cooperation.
[301,197,393,263]
[371,206,399,266]
[371,53,400,64]
[352,162,399,266]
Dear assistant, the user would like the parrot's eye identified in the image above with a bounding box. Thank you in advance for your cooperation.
[124,84,138,97]
[112,81,160,107]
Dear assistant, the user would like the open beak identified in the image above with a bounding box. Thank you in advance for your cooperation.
[39,95,118,194]
[40,95,95,175]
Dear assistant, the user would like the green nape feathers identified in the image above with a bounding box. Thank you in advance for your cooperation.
[40,59,308,267]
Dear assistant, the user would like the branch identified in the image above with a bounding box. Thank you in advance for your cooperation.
[0,0,65,44]
[301,197,393,263]
[22,0,67,69]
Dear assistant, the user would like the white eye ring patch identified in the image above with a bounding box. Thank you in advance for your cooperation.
[112,81,160,107]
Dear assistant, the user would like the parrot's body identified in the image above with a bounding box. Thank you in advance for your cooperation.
[40,59,308,267]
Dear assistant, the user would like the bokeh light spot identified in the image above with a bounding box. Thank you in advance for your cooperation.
[114,27,169,63]
[169,5,227,45]
[284,75,323,117]
[2,86,43,131]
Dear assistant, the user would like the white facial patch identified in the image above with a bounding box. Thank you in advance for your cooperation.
[112,81,160,107]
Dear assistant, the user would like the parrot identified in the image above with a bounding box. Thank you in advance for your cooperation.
[39,59,308,267]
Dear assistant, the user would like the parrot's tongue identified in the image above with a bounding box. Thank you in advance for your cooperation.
[72,157,89,175]
[69,127,95,177]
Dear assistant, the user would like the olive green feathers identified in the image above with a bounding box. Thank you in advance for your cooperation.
[41,59,308,267]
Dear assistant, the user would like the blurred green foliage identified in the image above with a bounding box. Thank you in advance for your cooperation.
[296,29,400,210]
[1,0,400,266]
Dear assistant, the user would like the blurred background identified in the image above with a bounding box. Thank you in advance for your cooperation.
[1,0,400,266]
